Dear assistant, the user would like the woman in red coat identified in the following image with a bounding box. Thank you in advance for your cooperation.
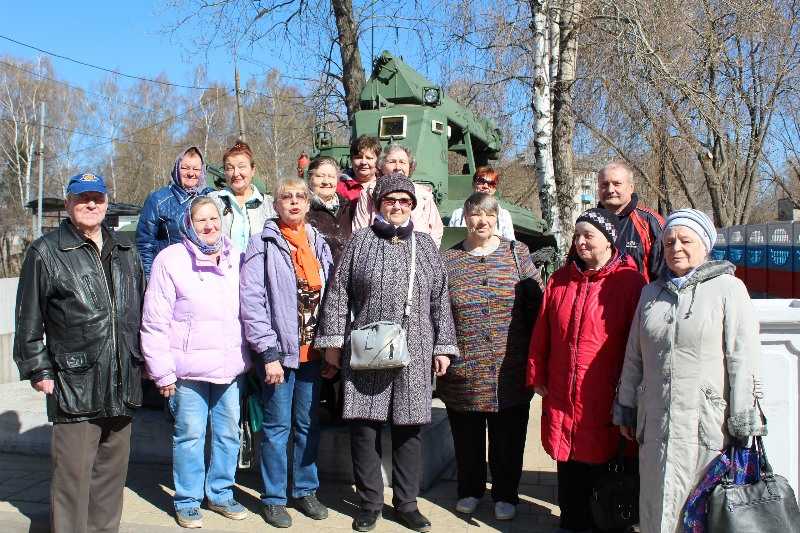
[527,208,646,533]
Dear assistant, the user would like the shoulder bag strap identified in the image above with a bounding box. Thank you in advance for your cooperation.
[403,234,417,322]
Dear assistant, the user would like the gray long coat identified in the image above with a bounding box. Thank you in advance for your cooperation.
[616,261,765,533]
[315,227,459,425]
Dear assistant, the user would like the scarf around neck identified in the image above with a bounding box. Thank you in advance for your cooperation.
[311,192,339,214]
[372,213,414,241]
[279,221,322,290]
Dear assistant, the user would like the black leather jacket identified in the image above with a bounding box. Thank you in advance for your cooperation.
[13,219,145,423]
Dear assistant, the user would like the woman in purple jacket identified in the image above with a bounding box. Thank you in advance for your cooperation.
[140,196,250,529]
[240,177,334,528]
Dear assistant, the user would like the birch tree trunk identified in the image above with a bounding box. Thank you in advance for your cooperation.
[530,0,561,249]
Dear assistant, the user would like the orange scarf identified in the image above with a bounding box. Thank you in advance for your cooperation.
[279,222,322,290]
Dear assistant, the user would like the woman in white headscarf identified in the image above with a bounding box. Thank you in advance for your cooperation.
[614,208,765,533]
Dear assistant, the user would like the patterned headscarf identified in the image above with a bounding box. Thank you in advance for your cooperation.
[171,146,206,196]
[575,208,620,250]
[180,198,223,255]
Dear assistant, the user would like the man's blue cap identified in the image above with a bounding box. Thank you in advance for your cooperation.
[66,173,107,195]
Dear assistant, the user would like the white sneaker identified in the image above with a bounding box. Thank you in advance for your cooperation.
[494,501,516,520]
[455,496,480,514]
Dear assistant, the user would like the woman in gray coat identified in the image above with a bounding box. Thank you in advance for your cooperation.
[316,173,459,533]
[614,208,765,533]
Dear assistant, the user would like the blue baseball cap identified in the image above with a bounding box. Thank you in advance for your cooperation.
[66,173,107,195]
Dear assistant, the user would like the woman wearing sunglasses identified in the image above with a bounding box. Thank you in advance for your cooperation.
[240,177,334,528]
[316,172,459,533]
[448,166,515,241]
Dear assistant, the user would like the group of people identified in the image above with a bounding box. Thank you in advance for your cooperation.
[13,134,766,533]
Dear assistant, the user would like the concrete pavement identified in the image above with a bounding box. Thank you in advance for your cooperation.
[0,398,559,532]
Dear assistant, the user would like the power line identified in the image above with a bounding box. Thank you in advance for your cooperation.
[42,88,236,162]
[0,117,187,149]
[0,33,219,91]
[0,60,161,114]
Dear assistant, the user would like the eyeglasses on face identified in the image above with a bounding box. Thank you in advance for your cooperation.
[381,197,413,207]
[473,177,497,187]
[279,192,308,201]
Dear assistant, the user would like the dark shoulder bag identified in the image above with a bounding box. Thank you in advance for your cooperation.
[591,438,640,531]
[707,435,800,532]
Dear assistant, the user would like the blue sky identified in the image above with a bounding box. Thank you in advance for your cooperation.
[0,1,269,90]
[0,1,437,94]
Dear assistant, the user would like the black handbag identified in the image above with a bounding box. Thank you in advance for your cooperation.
[707,436,800,532]
[591,439,640,531]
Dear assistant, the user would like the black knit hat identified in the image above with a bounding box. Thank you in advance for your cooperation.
[372,171,417,209]
[575,208,620,249]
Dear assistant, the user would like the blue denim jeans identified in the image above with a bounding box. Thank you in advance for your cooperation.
[168,378,242,511]
[258,360,321,505]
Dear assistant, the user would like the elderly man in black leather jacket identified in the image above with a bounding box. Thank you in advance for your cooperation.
[14,172,144,533]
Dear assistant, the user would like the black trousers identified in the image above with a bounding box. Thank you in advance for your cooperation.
[51,416,132,533]
[446,402,529,505]
[349,421,422,513]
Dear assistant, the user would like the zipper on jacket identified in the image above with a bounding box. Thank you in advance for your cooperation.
[89,244,120,386]
[568,275,591,457]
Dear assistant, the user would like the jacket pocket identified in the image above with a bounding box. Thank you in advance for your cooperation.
[53,351,104,416]
[698,385,727,450]
[123,358,143,408]
[635,384,647,445]
[120,330,143,408]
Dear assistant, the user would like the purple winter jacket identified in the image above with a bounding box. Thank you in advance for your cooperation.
[240,220,333,369]
[140,236,250,387]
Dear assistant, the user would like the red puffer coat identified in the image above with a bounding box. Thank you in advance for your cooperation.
[527,252,645,464]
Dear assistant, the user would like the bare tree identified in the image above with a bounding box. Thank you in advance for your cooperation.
[585,0,800,226]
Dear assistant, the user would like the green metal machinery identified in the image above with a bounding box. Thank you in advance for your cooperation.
[315,51,555,259]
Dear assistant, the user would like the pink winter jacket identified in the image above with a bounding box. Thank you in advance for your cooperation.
[140,237,250,387]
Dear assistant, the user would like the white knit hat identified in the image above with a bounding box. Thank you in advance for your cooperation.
[664,209,716,251]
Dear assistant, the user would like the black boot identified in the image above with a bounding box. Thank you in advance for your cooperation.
[394,509,431,532]
[352,508,381,531]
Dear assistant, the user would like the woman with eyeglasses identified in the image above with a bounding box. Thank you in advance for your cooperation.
[351,143,444,248]
[240,177,334,528]
[209,141,276,252]
[316,172,459,533]
[448,166,515,241]
[137,146,214,279]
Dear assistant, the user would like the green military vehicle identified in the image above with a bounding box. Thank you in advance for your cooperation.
[313,51,555,265]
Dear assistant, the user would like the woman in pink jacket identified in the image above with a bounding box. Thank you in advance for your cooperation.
[140,196,250,529]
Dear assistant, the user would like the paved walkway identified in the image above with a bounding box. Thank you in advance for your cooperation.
[0,399,558,532]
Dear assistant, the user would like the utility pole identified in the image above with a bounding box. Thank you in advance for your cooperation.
[234,63,246,142]
[34,101,46,238]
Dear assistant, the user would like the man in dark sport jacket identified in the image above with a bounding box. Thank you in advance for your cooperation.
[597,161,665,283]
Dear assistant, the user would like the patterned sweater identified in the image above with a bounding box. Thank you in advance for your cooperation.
[315,227,459,425]
[438,240,543,412]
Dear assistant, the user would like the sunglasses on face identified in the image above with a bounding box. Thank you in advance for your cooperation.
[473,177,497,187]
[381,197,413,207]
